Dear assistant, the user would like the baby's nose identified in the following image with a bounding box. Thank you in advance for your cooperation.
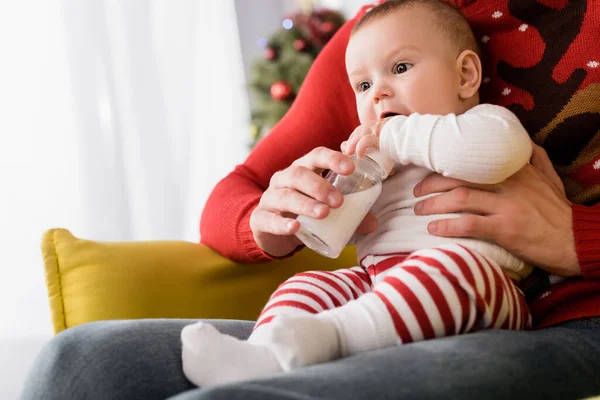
[372,91,389,104]
[372,84,392,102]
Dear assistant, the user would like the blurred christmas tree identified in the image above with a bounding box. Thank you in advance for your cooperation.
[248,1,345,148]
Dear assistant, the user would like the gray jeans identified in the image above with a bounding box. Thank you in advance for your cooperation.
[21,318,600,400]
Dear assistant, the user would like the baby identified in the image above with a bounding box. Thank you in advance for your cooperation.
[181,0,533,388]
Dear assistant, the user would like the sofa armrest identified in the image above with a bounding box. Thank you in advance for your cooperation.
[42,228,358,334]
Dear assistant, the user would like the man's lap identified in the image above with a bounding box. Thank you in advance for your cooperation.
[21,318,600,400]
[175,318,600,400]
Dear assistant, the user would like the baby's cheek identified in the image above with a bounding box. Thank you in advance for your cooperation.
[357,107,377,126]
[421,75,459,114]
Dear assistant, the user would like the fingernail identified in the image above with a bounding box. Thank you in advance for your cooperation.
[328,191,341,206]
[341,141,347,152]
[341,160,353,171]
[286,221,295,231]
[428,221,437,233]
[414,201,422,213]
[413,183,421,196]
[313,204,327,216]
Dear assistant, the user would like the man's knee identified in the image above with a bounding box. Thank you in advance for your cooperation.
[21,322,109,399]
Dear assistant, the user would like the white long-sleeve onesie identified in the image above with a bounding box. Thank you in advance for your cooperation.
[356,104,534,279]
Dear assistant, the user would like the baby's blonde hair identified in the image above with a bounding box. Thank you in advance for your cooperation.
[352,0,481,58]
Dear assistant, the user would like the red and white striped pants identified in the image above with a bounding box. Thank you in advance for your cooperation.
[255,244,531,351]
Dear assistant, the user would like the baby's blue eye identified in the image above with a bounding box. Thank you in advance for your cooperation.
[358,82,371,92]
[394,63,411,74]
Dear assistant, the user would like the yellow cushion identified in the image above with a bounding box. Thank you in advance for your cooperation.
[42,228,358,334]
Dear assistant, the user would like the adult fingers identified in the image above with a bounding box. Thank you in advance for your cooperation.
[249,208,300,236]
[260,186,332,220]
[270,166,343,208]
[530,142,566,196]
[414,187,502,216]
[292,146,355,176]
[427,214,499,241]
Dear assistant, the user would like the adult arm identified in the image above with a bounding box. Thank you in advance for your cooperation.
[379,104,532,184]
[200,13,361,263]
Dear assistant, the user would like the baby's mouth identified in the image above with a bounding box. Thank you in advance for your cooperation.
[380,112,400,119]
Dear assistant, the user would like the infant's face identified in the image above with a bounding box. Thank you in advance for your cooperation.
[346,6,464,125]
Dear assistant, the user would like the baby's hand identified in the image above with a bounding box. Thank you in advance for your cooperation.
[341,117,392,159]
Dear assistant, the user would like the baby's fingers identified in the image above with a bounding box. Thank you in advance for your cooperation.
[343,125,370,155]
[355,135,379,158]
[342,136,359,156]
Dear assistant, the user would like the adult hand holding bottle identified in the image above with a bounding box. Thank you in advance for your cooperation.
[249,146,379,257]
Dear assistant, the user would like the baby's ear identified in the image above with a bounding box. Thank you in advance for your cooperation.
[456,49,482,100]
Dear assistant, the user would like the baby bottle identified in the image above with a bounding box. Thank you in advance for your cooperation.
[295,148,394,258]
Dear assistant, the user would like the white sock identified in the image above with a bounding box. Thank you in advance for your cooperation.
[250,314,341,371]
[181,322,282,387]
[181,316,342,387]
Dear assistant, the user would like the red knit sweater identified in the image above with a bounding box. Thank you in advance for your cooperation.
[201,1,600,328]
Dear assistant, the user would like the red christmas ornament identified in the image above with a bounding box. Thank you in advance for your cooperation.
[320,21,335,33]
[270,80,293,101]
[264,47,278,60]
[293,38,308,51]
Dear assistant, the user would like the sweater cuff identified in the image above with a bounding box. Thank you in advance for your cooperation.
[572,203,600,279]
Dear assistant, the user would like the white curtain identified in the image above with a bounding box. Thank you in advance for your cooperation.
[1,1,249,396]
[0,2,249,392]
[61,0,249,242]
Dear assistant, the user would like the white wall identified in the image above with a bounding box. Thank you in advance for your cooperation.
[235,0,374,84]
[319,0,374,17]
[235,0,298,82]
